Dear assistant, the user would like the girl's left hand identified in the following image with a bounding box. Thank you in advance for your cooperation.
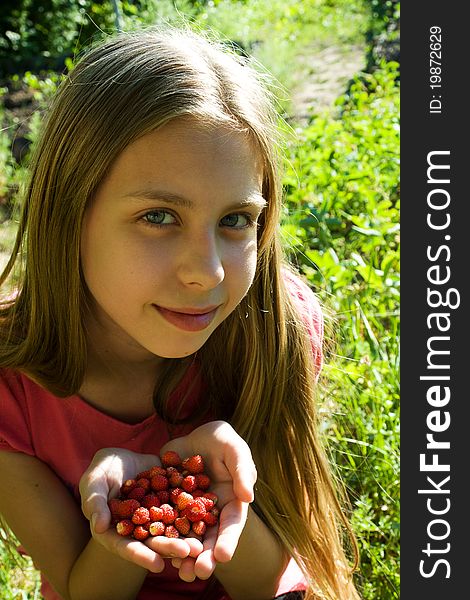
[160,420,257,582]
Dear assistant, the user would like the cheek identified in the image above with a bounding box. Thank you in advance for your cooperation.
[227,239,258,292]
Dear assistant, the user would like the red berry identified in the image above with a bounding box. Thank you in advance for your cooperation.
[136,478,151,492]
[108,498,122,519]
[195,474,211,490]
[182,454,205,474]
[128,487,146,501]
[141,493,161,509]
[204,492,218,505]
[176,492,194,511]
[198,496,214,510]
[150,474,169,492]
[133,525,150,540]
[165,525,180,538]
[132,507,150,525]
[149,506,164,521]
[116,519,134,536]
[149,465,167,478]
[156,490,170,504]
[118,499,141,518]
[149,521,165,536]
[187,500,207,523]
[174,516,191,535]
[168,471,184,488]
[135,469,151,479]
[170,487,184,505]
[120,479,137,495]
[203,511,218,526]
[192,520,207,536]
[160,504,176,524]
[162,451,182,468]
[182,475,197,493]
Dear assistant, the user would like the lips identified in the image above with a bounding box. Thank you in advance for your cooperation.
[154,305,220,332]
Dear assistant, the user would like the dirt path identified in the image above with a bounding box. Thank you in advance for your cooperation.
[287,42,366,124]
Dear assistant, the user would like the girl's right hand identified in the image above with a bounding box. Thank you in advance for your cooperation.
[79,448,203,572]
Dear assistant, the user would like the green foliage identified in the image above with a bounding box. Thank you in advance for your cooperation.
[282,60,399,599]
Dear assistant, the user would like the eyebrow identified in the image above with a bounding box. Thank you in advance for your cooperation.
[122,189,267,210]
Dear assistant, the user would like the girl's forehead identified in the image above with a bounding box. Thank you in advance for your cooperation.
[97,119,265,204]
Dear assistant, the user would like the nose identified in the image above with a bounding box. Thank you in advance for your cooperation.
[176,231,225,289]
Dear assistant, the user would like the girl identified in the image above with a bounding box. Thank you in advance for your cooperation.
[0,27,360,600]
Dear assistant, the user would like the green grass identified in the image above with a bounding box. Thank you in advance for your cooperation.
[282,59,400,597]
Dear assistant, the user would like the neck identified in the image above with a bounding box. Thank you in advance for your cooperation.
[79,303,165,423]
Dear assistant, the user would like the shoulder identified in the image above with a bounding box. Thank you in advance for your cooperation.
[0,368,50,456]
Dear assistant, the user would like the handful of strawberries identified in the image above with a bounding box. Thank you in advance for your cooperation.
[108,451,219,542]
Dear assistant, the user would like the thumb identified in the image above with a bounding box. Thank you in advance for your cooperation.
[90,497,112,534]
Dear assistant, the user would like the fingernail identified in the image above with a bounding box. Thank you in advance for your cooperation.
[91,513,98,529]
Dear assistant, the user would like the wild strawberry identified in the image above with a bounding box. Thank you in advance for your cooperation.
[118,499,141,518]
[150,474,169,492]
[149,465,167,478]
[195,474,211,490]
[135,469,151,479]
[176,491,194,511]
[165,525,179,538]
[149,506,164,521]
[191,520,207,537]
[108,498,122,519]
[133,525,150,540]
[116,519,134,536]
[160,504,176,524]
[156,490,170,504]
[128,487,146,501]
[170,487,184,505]
[182,475,197,493]
[168,470,184,488]
[198,496,214,510]
[174,516,191,535]
[209,507,220,518]
[182,454,205,474]
[141,493,161,509]
[132,507,150,525]
[149,521,165,536]
[136,478,151,492]
[187,500,207,523]
[203,511,218,526]
[204,492,218,505]
[161,450,182,468]
[120,479,137,495]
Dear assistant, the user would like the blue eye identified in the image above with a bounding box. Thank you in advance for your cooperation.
[142,210,176,226]
[220,213,254,228]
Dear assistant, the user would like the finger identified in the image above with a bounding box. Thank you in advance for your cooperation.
[145,536,191,559]
[194,526,218,579]
[91,507,111,535]
[98,530,165,573]
[223,441,257,503]
[213,499,249,563]
[177,556,197,582]
[184,536,204,558]
[171,557,183,569]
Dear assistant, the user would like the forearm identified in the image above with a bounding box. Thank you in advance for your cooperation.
[68,537,148,600]
[214,505,287,600]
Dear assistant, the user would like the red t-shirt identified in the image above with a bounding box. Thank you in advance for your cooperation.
[0,271,322,599]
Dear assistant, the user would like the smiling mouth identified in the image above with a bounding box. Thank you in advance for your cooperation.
[153,305,220,332]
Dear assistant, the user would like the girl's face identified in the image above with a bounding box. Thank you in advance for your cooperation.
[81,119,266,363]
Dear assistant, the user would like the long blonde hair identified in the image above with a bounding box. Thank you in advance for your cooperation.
[0,27,359,599]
